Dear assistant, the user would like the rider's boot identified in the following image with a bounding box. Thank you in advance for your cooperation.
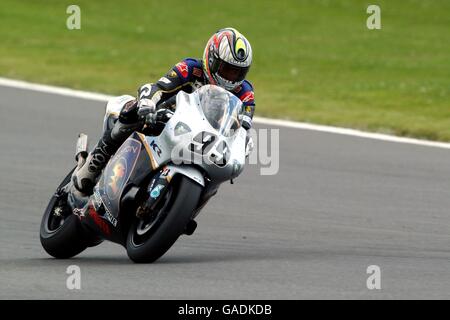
[72,102,141,197]
[72,130,119,196]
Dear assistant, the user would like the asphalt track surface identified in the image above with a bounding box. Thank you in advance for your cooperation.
[0,85,449,300]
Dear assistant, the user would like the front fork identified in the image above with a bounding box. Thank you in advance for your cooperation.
[136,165,215,236]
[136,166,172,218]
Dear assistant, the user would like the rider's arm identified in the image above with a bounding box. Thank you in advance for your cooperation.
[236,81,255,130]
[242,101,256,157]
[242,103,255,130]
[137,60,197,110]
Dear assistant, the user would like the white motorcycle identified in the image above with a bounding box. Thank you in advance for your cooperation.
[40,85,249,263]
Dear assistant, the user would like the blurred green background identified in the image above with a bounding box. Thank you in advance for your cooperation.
[0,0,449,140]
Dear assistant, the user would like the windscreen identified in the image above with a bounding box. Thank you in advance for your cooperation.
[197,85,242,137]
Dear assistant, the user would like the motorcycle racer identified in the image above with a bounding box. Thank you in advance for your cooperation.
[73,27,255,196]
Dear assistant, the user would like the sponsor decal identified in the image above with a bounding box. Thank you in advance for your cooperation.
[159,77,171,84]
[93,189,103,210]
[148,177,157,193]
[89,193,117,227]
[150,140,162,157]
[88,206,111,236]
[161,167,171,176]
[168,70,178,78]
[104,208,118,227]
[192,67,203,78]
[245,105,252,114]
[175,62,189,78]
[160,167,172,182]
[240,91,254,104]
[107,158,127,199]
[150,184,165,199]
[103,138,141,202]
[121,144,140,154]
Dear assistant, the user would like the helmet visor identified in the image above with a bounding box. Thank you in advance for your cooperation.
[216,60,249,83]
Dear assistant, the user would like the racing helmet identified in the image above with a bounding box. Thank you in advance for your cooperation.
[203,28,253,91]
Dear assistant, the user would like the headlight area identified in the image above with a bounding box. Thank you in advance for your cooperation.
[174,122,191,136]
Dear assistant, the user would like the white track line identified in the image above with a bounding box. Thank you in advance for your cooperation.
[1,77,449,149]
[253,117,450,149]
[0,77,112,102]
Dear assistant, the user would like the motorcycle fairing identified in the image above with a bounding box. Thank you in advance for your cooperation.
[82,133,155,243]
[97,137,142,216]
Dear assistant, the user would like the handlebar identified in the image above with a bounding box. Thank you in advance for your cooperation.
[157,95,177,111]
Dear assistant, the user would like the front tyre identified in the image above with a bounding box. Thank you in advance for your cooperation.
[40,169,88,259]
[126,176,202,263]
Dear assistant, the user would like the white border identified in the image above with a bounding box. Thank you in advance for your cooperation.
[1,77,450,149]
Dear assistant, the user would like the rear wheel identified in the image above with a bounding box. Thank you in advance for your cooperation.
[126,176,202,263]
[40,169,88,259]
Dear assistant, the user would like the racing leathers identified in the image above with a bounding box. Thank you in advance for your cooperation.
[73,58,256,195]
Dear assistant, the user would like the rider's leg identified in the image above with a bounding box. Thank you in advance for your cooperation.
[73,99,140,195]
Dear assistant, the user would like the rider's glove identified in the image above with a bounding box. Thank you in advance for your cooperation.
[240,115,252,130]
[137,98,157,126]
[142,108,174,127]
[154,108,174,125]
[137,98,156,117]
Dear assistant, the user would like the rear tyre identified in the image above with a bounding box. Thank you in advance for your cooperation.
[40,169,88,259]
[126,176,202,263]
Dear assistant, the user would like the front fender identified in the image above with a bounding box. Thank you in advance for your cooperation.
[165,165,205,187]
[137,164,205,215]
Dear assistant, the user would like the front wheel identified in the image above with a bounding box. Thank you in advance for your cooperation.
[126,176,202,263]
[40,169,88,259]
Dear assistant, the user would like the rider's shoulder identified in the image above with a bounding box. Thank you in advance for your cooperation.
[232,80,255,105]
[183,58,202,68]
[173,58,203,80]
[240,80,254,92]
